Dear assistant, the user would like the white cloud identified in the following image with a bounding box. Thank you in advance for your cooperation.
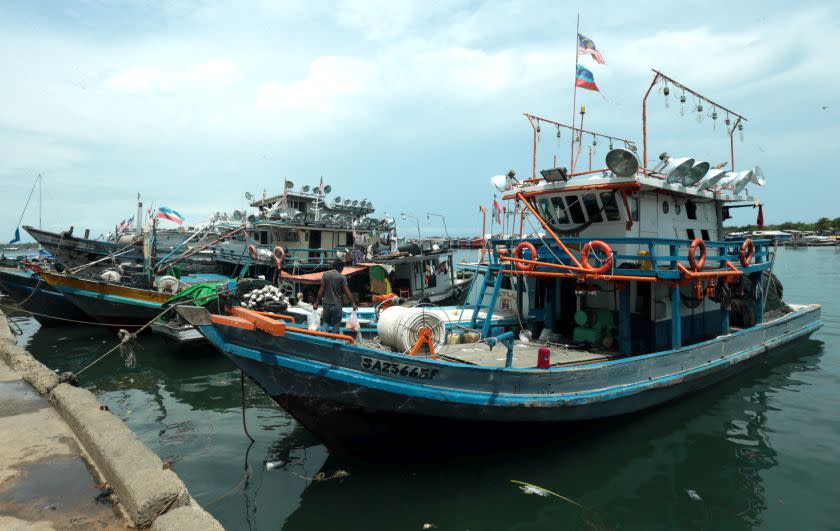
[106,59,240,94]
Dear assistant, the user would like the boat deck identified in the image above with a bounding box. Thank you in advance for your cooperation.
[437,341,614,368]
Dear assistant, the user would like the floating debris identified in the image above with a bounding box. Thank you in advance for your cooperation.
[510,480,583,508]
[685,489,703,502]
[422,524,437,529]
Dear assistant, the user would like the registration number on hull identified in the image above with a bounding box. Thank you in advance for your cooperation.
[360,357,439,380]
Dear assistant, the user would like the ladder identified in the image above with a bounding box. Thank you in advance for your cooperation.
[468,263,505,338]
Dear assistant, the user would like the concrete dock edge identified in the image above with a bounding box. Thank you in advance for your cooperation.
[0,310,223,529]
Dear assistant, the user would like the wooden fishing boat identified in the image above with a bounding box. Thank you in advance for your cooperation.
[0,267,89,326]
[180,70,823,453]
[39,271,173,327]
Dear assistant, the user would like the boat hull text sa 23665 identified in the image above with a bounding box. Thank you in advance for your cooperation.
[180,69,822,453]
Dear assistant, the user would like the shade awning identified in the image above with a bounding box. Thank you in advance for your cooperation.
[280,265,368,285]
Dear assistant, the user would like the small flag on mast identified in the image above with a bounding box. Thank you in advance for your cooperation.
[578,34,605,64]
[8,227,20,245]
[156,206,184,225]
[575,64,599,92]
[492,196,502,224]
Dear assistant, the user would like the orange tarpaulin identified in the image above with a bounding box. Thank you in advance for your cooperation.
[280,265,368,285]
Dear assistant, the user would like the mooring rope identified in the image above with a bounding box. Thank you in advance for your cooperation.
[74,286,234,376]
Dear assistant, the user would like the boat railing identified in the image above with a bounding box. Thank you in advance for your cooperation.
[485,236,773,281]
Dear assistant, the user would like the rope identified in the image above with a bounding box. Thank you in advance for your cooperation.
[74,286,235,376]
[0,302,143,327]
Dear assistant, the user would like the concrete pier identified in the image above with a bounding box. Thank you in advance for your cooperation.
[0,310,222,530]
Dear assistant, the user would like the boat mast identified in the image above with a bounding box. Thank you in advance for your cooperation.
[38,174,42,230]
[136,193,143,235]
[570,13,580,173]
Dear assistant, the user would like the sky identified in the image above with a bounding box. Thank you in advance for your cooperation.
[1,0,837,240]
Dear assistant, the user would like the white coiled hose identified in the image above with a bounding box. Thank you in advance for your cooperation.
[377,306,445,353]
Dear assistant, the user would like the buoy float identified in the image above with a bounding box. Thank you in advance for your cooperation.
[513,241,538,271]
[581,240,614,274]
[739,238,754,267]
[688,238,707,270]
[248,244,258,260]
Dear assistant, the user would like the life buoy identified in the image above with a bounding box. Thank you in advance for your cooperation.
[513,241,538,271]
[739,239,754,267]
[248,244,258,260]
[581,240,614,274]
[688,238,707,270]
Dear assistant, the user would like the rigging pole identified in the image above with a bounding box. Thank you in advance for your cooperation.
[570,13,580,173]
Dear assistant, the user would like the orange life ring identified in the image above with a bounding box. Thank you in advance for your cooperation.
[581,240,614,274]
[513,241,538,271]
[688,238,706,270]
[739,239,754,267]
[248,244,258,260]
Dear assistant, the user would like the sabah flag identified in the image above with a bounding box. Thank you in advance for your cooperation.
[492,197,502,224]
[156,206,184,225]
[575,64,599,92]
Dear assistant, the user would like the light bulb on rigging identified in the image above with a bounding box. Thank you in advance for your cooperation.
[696,101,704,124]
[663,82,670,109]
[556,125,561,148]
[591,134,597,156]
[710,108,718,130]
[738,122,745,142]
[679,92,687,116]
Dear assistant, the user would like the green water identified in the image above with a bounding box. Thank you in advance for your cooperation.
[9,247,840,530]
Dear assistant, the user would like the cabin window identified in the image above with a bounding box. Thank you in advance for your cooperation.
[631,196,639,221]
[259,231,268,244]
[686,200,697,220]
[687,228,696,240]
[279,229,299,242]
[662,200,670,214]
[537,199,554,223]
[701,229,710,241]
[583,193,603,222]
[600,192,621,221]
[674,202,682,216]
[550,197,571,224]
[566,195,586,224]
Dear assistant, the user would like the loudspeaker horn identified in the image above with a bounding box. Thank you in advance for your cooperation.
[605,148,640,178]
[302,185,311,193]
[323,184,332,194]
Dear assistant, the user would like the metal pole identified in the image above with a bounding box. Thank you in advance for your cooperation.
[570,14,580,172]
[641,72,660,176]
[38,174,42,230]
[729,117,742,172]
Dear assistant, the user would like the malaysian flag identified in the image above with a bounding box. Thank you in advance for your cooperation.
[578,34,605,65]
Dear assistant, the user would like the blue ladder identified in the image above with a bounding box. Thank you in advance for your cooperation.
[468,263,505,338]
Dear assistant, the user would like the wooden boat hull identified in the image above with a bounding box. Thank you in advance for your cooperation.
[184,304,822,451]
[23,225,218,273]
[0,268,89,326]
[40,272,168,328]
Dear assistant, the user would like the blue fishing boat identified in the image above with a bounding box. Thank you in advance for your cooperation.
[180,70,822,453]
[0,266,89,326]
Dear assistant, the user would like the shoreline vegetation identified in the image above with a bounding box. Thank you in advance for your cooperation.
[727,217,839,234]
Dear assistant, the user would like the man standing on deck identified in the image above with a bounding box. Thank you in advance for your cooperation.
[313,259,358,334]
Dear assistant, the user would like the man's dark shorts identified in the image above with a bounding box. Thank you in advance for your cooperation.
[322,303,343,334]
